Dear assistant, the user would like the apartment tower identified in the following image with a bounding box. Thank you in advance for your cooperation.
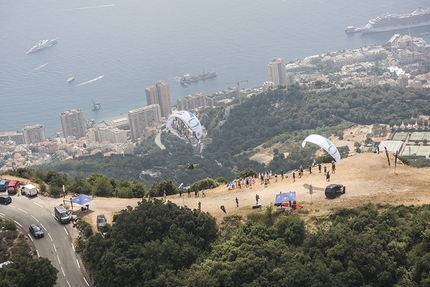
[60,109,86,140]
[128,104,162,141]
[266,58,287,86]
[22,124,46,144]
[145,81,172,118]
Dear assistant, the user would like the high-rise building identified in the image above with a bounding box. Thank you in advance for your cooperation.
[266,58,287,86]
[145,81,172,118]
[60,109,86,140]
[177,93,207,111]
[128,104,162,141]
[22,124,46,144]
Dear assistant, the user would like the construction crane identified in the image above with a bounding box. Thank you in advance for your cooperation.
[225,78,248,104]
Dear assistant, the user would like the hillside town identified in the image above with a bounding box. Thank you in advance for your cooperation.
[1,33,430,172]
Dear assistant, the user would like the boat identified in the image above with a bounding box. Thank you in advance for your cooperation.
[66,76,75,84]
[345,26,363,34]
[26,38,58,54]
[180,70,217,84]
[347,7,430,34]
[92,100,101,111]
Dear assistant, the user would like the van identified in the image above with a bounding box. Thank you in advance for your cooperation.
[7,180,20,194]
[54,205,71,224]
[325,184,346,199]
[0,195,12,205]
[22,184,38,197]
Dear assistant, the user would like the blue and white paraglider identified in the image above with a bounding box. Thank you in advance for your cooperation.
[302,134,341,163]
[165,111,203,139]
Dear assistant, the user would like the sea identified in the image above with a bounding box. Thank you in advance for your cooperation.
[1,0,430,138]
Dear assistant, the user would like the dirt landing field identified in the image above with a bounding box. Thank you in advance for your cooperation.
[79,151,430,229]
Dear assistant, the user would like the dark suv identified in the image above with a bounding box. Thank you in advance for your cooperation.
[325,184,345,199]
[0,195,12,205]
[97,214,107,230]
[29,223,44,239]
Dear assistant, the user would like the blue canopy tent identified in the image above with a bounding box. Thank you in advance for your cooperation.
[274,192,296,207]
[71,194,94,211]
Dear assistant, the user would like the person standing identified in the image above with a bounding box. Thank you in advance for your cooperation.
[198,201,201,211]
[256,194,260,205]
[318,163,322,173]
[326,171,330,182]
[323,165,327,174]
[236,197,239,207]
[332,161,336,174]
[281,170,284,181]
[292,171,296,182]
[202,189,205,198]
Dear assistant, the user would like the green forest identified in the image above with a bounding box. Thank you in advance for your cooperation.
[79,200,430,287]
[35,84,430,188]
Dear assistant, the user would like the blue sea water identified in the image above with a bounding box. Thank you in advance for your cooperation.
[1,0,430,137]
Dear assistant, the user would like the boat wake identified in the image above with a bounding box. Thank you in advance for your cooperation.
[76,75,104,87]
[33,63,48,71]
[65,4,114,11]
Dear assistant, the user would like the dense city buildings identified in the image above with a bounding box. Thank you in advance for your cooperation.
[145,81,172,118]
[60,109,87,141]
[177,93,207,111]
[22,124,46,144]
[266,57,287,86]
[128,104,162,141]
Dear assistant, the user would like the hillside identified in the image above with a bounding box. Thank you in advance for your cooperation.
[80,148,430,228]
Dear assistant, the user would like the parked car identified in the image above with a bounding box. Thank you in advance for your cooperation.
[325,184,346,199]
[97,214,107,230]
[29,223,44,239]
[0,195,12,205]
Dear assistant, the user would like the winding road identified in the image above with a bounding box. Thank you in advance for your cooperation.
[0,194,92,287]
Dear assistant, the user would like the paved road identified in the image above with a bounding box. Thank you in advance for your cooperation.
[0,194,92,287]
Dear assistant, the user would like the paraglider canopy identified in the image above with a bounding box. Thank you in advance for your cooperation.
[188,163,199,170]
[302,134,341,163]
[166,111,203,139]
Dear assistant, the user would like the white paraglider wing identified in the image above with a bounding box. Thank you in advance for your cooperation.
[166,111,203,139]
[302,134,340,162]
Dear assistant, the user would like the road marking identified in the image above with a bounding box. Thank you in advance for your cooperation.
[40,223,46,230]
[36,250,40,257]
[31,215,39,222]
[66,280,71,287]
[34,202,44,208]
[76,259,80,269]
[28,234,34,242]
[83,277,90,286]
[52,213,57,220]
[61,267,65,276]
[18,208,28,214]
[57,255,61,265]
[71,243,75,252]
[0,212,4,216]
[63,227,69,236]
[48,233,53,241]
[14,220,22,227]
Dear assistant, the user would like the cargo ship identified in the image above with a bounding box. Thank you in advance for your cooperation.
[345,7,430,34]
[26,38,58,54]
[180,70,217,84]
